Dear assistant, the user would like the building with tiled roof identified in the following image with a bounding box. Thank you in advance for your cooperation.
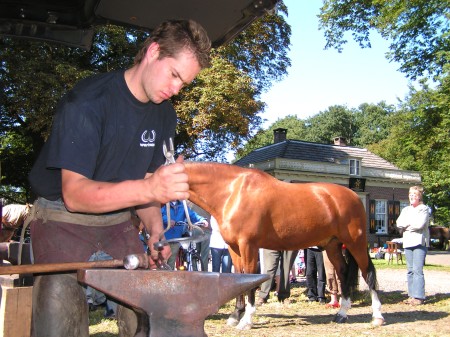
[234,128,422,248]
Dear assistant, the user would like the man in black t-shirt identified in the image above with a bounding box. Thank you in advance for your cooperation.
[28,20,211,337]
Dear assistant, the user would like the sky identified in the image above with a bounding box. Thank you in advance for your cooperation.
[259,0,412,128]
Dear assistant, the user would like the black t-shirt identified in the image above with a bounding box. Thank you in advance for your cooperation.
[29,70,177,200]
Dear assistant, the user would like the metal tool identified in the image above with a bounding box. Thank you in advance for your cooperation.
[0,253,149,275]
[78,269,270,337]
[153,232,211,251]
[161,138,197,235]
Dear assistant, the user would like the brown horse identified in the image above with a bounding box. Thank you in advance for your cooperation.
[429,226,449,250]
[185,161,384,329]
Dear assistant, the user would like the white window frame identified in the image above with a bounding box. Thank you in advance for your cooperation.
[400,200,409,212]
[375,200,387,234]
[349,159,361,176]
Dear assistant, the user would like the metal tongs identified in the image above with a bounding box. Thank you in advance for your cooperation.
[162,138,195,232]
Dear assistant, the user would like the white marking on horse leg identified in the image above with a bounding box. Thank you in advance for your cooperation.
[226,316,239,327]
[332,297,351,323]
[370,289,385,326]
[235,303,256,330]
[337,297,351,317]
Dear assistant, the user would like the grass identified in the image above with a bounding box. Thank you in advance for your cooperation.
[371,257,450,272]
[89,262,450,336]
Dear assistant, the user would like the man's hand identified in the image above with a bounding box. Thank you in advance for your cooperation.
[147,234,172,269]
[145,156,189,204]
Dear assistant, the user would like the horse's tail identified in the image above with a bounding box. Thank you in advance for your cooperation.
[342,250,379,298]
[364,252,379,291]
[341,249,360,298]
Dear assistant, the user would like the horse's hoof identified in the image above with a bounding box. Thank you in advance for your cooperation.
[236,322,253,330]
[226,317,239,327]
[333,314,348,323]
[371,317,385,326]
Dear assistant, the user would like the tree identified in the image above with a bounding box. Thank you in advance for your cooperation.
[304,105,356,144]
[369,71,450,224]
[352,102,396,147]
[220,1,291,94]
[173,53,264,161]
[235,102,397,159]
[318,0,450,80]
[235,115,308,159]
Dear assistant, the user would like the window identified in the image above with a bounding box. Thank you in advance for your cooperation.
[375,200,387,234]
[400,201,409,211]
[349,159,360,176]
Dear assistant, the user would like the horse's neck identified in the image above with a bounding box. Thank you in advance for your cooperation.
[186,162,236,217]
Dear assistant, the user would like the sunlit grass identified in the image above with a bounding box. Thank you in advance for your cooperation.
[89,311,118,336]
[88,262,450,336]
[371,257,450,272]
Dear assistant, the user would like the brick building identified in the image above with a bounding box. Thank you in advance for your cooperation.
[233,128,422,248]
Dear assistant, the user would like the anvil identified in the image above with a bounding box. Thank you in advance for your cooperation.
[78,269,269,337]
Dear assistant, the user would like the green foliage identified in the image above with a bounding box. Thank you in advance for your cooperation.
[353,102,396,146]
[318,0,450,80]
[173,53,264,161]
[369,70,450,225]
[219,1,291,94]
[304,105,357,144]
[235,115,308,159]
[237,102,394,159]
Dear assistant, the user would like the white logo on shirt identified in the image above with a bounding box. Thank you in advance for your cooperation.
[140,130,156,147]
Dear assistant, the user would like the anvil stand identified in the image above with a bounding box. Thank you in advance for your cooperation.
[78,269,269,337]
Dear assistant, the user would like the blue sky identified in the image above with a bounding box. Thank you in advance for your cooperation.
[259,0,412,128]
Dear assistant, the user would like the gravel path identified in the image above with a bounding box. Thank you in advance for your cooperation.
[359,251,450,296]
[359,268,450,296]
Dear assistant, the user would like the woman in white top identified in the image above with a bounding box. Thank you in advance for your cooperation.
[396,185,430,305]
[209,216,232,273]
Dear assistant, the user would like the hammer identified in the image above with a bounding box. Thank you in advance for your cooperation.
[0,253,149,275]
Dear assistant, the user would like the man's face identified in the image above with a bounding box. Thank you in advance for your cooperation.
[142,43,201,104]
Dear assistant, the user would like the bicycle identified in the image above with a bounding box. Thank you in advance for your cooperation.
[175,221,210,271]
[152,221,210,271]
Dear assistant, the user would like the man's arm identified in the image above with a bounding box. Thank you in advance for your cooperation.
[61,157,189,213]
[136,203,172,265]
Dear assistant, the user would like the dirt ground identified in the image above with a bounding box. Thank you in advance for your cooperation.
[204,261,450,337]
[88,252,450,336]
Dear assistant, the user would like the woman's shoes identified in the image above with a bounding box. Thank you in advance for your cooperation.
[325,301,340,309]
[403,297,424,305]
[409,298,424,305]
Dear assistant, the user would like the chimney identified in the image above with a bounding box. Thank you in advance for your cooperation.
[273,128,287,144]
[333,136,347,146]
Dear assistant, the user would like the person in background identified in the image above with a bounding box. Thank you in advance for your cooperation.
[188,201,212,270]
[323,249,341,308]
[1,203,32,242]
[209,215,232,273]
[396,185,430,306]
[257,249,298,305]
[161,200,208,270]
[27,19,211,337]
[305,247,326,304]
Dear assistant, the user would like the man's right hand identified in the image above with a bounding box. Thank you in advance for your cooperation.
[145,156,189,204]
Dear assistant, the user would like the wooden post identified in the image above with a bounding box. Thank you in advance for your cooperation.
[0,276,32,337]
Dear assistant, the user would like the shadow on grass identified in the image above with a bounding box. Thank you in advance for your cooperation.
[208,289,450,331]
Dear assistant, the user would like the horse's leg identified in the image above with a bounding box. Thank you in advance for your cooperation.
[226,249,245,326]
[345,239,385,326]
[325,241,352,323]
[234,243,259,331]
